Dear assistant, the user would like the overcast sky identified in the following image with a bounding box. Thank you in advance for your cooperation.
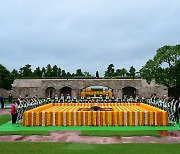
[0,0,180,76]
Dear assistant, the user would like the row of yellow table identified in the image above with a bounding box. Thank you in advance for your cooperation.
[23,102,168,126]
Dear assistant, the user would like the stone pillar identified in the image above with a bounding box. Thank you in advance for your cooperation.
[113,89,122,99]
[117,89,123,99]
[71,89,81,99]
[135,89,140,97]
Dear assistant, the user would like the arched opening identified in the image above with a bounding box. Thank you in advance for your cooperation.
[60,87,72,99]
[168,87,180,97]
[46,87,55,98]
[81,85,113,99]
[122,86,136,98]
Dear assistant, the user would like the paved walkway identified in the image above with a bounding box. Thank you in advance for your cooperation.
[0,109,10,116]
[1,110,180,144]
[0,131,180,143]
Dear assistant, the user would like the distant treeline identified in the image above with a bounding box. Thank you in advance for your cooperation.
[1,44,179,97]
[0,64,139,90]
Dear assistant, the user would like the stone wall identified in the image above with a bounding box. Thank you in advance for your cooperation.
[0,89,12,98]
[12,79,168,99]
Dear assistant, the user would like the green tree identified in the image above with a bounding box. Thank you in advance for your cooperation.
[33,67,42,78]
[66,72,72,78]
[11,69,19,78]
[45,64,52,77]
[129,66,136,77]
[61,70,66,77]
[42,67,46,78]
[57,67,61,78]
[75,69,84,77]
[96,71,99,78]
[104,64,115,77]
[52,65,58,77]
[0,64,14,90]
[114,69,121,77]
[120,68,128,77]
[140,45,180,97]
[19,67,23,78]
[20,64,32,77]
[71,73,75,78]
[84,71,92,77]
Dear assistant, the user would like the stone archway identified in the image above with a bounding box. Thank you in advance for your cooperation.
[168,87,180,97]
[46,87,55,98]
[122,86,136,98]
[60,87,72,99]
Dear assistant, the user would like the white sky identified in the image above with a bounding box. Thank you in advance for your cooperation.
[0,0,180,76]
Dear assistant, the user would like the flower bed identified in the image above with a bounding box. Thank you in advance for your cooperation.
[23,103,168,126]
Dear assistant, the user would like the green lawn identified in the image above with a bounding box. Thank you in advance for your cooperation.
[0,130,161,137]
[80,130,161,137]
[0,142,180,154]
[0,115,11,125]
[0,131,50,136]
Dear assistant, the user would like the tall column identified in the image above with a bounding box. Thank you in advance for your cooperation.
[114,89,122,99]
[71,89,81,99]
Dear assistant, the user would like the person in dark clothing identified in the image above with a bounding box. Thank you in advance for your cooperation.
[0,94,5,109]
[8,93,13,104]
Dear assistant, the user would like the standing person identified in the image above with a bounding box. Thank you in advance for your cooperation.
[174,97,180,123]
[0,94,5,109]
[60,94,64,102]
[11,100,18,124]
[54,93,59,102]
[8,93,13,104]
[66,93,71,101]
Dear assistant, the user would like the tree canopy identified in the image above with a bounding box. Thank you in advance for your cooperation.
[104,64,115,77]
[1,61,139,90]
[0,64,14,90]
[140,45,180,97]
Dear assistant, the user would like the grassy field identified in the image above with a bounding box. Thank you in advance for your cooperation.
[0,114,179,154]
[80,130,161,137]
[0,142,180,154]
[0,115,11,125]
[0,115,51,136]
[0,130,161,137]
[0,131,50,136]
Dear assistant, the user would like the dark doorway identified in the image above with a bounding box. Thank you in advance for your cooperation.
[46,87,55,98]
[168,87,180,97]
[122,86,136,98]
[60,87,72,99]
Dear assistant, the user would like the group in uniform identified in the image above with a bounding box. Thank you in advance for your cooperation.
[9,93,180,125]
[146,95,180,124]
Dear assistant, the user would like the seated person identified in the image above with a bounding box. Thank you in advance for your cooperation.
[66,94,71,102]
[46,95,51,103]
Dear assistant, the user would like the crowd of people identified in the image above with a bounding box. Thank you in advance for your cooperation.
[146,94,180,123]
[0,93,13,109]
[1,94,45,125]
[0,93,179,125]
